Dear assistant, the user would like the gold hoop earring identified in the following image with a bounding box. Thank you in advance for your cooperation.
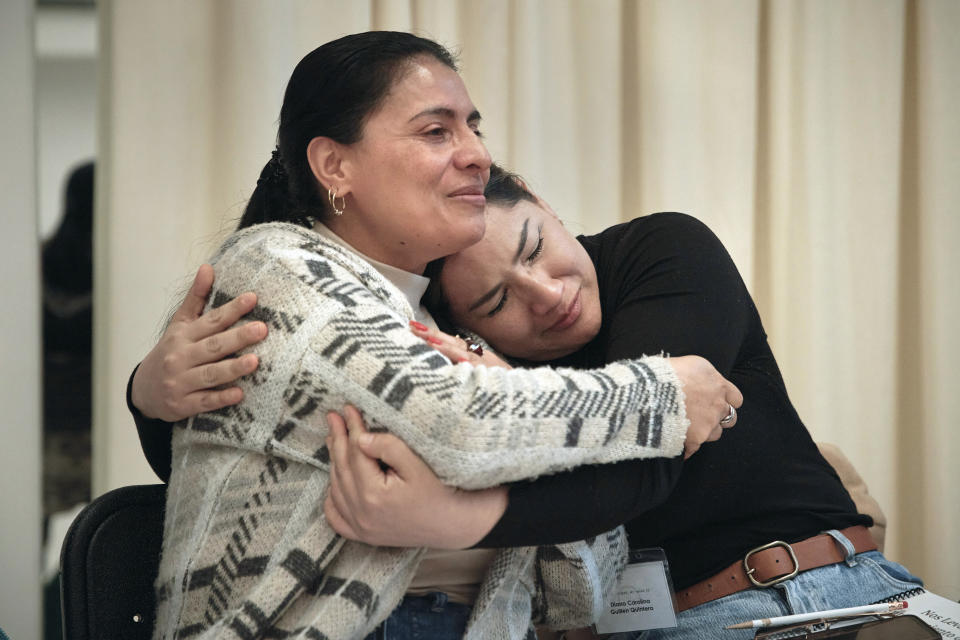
[328,186,346,216]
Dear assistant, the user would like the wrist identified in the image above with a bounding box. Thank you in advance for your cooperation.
[129,363,154,419]
[456,486,508,549]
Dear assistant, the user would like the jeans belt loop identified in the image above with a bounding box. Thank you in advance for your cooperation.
[429,591,448,612]
[824,528,858,567]
[743,540,800,588]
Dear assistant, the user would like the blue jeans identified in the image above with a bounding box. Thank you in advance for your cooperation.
[365,592,472,640]
[611,530,923,640]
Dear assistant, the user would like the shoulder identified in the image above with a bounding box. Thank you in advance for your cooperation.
[581,213,747,314]
[214,222,335,265]
[211,222,409,317]
[212,223,372,286]
[580,213,727,277]
[581,213,720,255]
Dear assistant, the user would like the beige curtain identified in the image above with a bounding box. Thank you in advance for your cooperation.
[95,0,960,599]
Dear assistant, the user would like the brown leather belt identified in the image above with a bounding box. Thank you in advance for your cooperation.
[676,525,877,612]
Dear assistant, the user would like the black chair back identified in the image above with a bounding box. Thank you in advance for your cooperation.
[60,484,166,640]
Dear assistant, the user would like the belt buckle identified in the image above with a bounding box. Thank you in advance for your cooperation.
[743,540,799,588]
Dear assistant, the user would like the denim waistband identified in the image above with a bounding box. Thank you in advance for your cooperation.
[366,592,474,640]
[398,591,471,613]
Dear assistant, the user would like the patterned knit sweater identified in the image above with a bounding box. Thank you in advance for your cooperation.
[154,223,689,640]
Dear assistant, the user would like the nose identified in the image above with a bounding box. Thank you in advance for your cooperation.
[454,128,492,173]
[520,272,563,316]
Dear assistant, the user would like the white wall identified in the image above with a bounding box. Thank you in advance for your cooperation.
[36,5,98,239]
[0,0,43,637]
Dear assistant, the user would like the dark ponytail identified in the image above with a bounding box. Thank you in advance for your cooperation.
[239,150,311,229]
[238,31,458,230]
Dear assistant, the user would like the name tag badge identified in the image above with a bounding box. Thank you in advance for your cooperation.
[594,548,678,634]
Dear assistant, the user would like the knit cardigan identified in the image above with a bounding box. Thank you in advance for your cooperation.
[154,223,689,640]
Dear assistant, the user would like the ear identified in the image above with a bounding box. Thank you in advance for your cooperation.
[306,136,351,196]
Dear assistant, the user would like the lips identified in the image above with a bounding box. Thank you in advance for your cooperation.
[449,184,486,206]
[548,288,582,332]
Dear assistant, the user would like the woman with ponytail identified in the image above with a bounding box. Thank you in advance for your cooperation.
[132,31,741,640]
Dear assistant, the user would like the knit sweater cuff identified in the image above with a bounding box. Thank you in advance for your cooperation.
[641,354,689,459]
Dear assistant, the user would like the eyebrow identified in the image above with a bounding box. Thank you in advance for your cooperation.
[467,218,530,312]
[409,107,482,123]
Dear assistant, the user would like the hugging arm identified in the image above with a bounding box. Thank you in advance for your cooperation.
[155,227,699,491]
[128,367,175,481]
[128,264,268,481]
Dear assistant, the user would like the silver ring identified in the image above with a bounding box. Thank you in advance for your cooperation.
[719,404,736,425]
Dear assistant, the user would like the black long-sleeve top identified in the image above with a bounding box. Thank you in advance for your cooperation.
[130,213,869,590]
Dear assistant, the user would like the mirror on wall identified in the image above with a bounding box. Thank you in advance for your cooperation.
[36,1,97,638]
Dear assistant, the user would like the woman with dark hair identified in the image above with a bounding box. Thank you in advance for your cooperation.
[141,32,740,640]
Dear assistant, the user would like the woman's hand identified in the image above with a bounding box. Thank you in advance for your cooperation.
[409,321,512,369]
[324,405,508,549]
[668,355,743,459]
[130,264,268,421]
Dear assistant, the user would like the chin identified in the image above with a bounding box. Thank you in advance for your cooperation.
[459,214,487,245]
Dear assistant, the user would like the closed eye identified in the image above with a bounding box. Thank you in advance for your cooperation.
[526,226,544,262]
[486,290,508,317]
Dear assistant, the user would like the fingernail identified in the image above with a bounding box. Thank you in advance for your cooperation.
[428,336,443,346]
[409,321,429,331]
